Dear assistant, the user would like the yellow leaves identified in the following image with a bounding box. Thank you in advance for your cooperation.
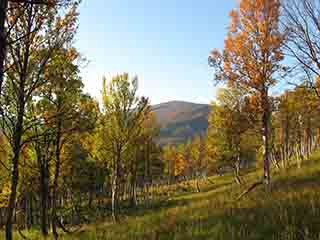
[43,110,51,124]
[66,47,78,61]
[7,14,19,27]
[0,183,11,208]
[55,16,65,29]
[43,67,51,80]
[174,152,185,177]
[163,144,187,177]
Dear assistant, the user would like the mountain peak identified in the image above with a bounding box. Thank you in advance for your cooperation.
[153,100,208,108]
[152,101,210,145]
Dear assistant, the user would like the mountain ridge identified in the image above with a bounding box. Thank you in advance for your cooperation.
[151,100,211,145]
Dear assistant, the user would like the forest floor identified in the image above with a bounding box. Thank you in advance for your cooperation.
[5,151,320,240]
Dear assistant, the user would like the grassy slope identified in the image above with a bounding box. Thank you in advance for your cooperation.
[5,151,320,240]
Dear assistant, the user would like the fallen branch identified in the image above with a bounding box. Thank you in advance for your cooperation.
[18,227,28,240]
[235,181,263,202]
[207,178,215,185]
[196,180,201,193]
[55,214,82,235]
[57,217,71,234]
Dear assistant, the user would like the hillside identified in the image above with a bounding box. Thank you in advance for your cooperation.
[13,151,320,239]
[152,101,211,144]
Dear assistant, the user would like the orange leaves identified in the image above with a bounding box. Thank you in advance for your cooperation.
[174,150,185,177]
[48,0,57,8]
[224,37,234,52]
[66,47,78,61]
[0,183,11,209]
[163,144,187,178]
[247,94,262,113]
[216,0,285,92]
[209,49,222,60]
[229,10,240,33]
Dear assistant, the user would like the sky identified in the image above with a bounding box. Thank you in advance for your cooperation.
[75,0,238,105]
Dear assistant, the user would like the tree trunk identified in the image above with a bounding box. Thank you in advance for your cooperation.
[5,103,24,240]
[235,130,242,185]
[26,192,34,229]
[144,142,151,203]
[129,148,137,208]
[317,128,320,148]
[282,112,290,168]
[40,160,49,236]
[129,179,136,208]
[262,90,271,185]
[35,139,51,237]
[112,147,121,222]
[111,172,119,221]
[234,162,242,185]
[25,193,30,229]
[52,119,62,238]
[234,96,242,185]
[5,162,18,240]
[88,190,93,209]
[0,0,8,96]
[195,179,201,192]
[305,116,312,158]
[297,115,304,166]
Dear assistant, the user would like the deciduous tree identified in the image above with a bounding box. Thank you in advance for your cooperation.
[101,73,149,221]
[209,0,286,184]
[0,2,78,238]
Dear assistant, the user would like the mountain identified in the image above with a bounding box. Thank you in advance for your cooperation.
[151,101,211,145]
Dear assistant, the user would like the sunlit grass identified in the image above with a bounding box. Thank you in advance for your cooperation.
[3,151,320,240]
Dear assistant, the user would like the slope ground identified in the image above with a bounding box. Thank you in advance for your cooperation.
[5,151,320,240]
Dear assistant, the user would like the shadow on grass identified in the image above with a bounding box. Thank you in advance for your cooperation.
[75,180,320,240]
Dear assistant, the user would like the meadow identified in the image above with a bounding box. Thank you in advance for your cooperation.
[3,151,320,240]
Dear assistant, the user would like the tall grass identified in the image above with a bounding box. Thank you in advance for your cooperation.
[3,151,320,240]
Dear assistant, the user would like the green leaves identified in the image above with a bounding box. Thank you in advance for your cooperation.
[101,73,149,150]
[207,87,258,170]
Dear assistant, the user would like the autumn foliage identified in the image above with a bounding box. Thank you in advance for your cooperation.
[209,0,286,184]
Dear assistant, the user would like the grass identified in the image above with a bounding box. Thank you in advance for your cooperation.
[3,151,320,239]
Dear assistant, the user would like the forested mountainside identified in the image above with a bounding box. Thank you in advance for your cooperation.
[152,101,210,144]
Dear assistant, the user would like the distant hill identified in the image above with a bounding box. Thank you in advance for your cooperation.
[151,101,211,145]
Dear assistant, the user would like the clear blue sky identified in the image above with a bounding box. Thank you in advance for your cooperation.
[75,0,237,104]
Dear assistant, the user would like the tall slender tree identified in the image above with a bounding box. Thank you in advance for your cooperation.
[0,1,78,238]
[209,0,286,184]
[101,73,149,221]
[207,87,257,183]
